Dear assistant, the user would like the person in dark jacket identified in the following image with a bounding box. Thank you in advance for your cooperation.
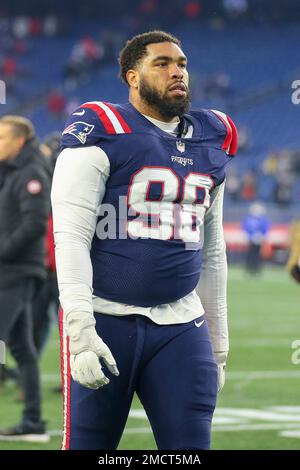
[0,115,50,442]
[32,134,61,357]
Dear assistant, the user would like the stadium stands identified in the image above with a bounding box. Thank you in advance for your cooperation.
[1,20,300,213]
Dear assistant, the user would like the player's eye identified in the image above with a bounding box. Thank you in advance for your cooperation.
[179,63,187,68]
[156,62,168,67]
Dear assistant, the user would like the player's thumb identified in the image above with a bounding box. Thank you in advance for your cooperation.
[99,343,119,376]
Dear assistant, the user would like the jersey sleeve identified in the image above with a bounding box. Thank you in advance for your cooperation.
[51,145,110,333]
[196,181,228,354]
[210,110,238,156]
[61,102,109,149]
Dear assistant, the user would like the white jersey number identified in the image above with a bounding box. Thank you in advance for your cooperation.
[127,167,213,242]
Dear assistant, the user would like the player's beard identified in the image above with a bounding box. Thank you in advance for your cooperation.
[139,77,191,119]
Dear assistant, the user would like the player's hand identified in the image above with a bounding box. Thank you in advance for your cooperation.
[214,352,227,393]
[290,265,300,284]
[69,328,119,390]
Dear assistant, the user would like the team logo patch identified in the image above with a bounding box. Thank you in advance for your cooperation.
[27,179,42,194]
[176,140,185,153]
[62,121,94,144]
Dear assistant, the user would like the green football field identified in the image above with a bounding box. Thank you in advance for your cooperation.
[1,266,300,450]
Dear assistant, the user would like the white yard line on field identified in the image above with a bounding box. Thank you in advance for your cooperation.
[231,339,293,347]
[47,405,300,439]
[226,370,300,380]
[214,408,300,422]
[48,423,300,438]
[279,430,300,438]
[41,369,300,383]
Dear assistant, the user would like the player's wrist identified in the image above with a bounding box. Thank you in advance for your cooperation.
[68,326,104,356]
[214,351,228,367]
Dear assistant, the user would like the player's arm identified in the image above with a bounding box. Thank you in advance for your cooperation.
[51,145,119,389]
[196,180,228,392]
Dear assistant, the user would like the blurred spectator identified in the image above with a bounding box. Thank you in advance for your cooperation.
[263,150,279,176]
[81,36,104,64]
[226,167,241,201]
[47,90,66,118]
[40,131,61,172]
[237,125,251,152]
[242,202,270,275]
[1,56,18,95]
[101,30,121,64]
[223,0,248,17]
[64,36,104,89]
[273,173,293,205]
[43,15,58,37]
[12,16,30,39]
[292,151,300,176]
[241,171,256,201]
[277,149,293,175]
[0,115,50,441]
[1,56,17,77]
[262,149,294,204]
[28,18,42,37]
[184,1,202,19]
[286,219,300,284]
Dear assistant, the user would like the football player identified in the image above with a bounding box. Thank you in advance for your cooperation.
[51,30,238,450]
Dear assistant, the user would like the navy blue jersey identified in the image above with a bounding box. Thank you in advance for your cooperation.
[62,101,238,307]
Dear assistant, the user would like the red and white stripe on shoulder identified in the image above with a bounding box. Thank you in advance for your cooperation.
[211,109,238,156]
[81,101,132,135]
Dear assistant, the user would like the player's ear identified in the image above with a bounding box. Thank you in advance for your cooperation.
[126,69,139,89]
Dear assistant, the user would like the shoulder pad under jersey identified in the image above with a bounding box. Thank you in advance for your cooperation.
[61,101,132,149]
[209,109,238,156]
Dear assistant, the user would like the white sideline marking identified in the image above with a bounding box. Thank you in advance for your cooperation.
[131,407,300,423]
[41,370,300,383]
[280,430,300,438]
[269,406,300,413]
[48,428,153,437]
[226,370,300,380]
[213,423,300,432]
[215,408,300,422]
[48,423,300,438]
[47,406,300,438]
[231,339,292,347]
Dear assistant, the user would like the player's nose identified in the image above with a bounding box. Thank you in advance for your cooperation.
[169,63,184,80]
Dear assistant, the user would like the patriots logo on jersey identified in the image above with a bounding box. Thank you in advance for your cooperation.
[62,121,94,144]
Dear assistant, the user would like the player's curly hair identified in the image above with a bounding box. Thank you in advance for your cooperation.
[118,30,181,85]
